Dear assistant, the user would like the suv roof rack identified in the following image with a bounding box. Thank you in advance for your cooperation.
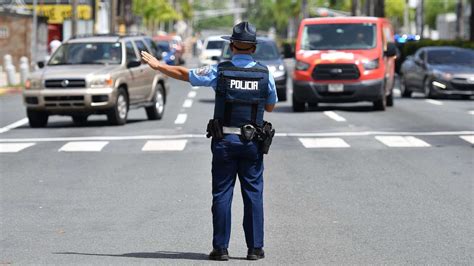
[68,32,147,41]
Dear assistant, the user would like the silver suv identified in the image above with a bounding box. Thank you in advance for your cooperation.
[23,34,168,127]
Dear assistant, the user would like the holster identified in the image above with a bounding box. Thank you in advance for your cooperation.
[259,121,275,155]
[206,119,224,139]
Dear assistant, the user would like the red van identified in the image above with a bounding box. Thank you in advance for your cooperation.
[292,17,398,111]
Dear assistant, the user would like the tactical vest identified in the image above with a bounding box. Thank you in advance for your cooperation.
[214,61,269,127]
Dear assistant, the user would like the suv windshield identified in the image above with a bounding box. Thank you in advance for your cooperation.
[301,23,376,50]
[48,42,122,65]
[206,40,225,50]
[427,50,474,66]
[222,41,280,61]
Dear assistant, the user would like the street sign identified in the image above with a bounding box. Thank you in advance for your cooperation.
[25,4,92,24]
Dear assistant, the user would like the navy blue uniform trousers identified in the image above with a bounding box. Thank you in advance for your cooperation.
[211,134,264,249]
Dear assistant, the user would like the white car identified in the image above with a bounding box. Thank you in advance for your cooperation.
[199,36,226,66]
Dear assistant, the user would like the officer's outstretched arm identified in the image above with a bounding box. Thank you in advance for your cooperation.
[141,51,189,82]
[265,104,275,112]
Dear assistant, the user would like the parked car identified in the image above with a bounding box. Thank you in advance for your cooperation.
[23,34,169,127]
[400,46,474,99]
[220,37,289,101]
[292,17,398,111]
[155,40,177,65]
[199,35,226,66]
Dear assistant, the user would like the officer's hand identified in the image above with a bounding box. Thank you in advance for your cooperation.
[141,51,161,70]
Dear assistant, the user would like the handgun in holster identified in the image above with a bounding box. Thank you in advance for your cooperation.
[206,119,224,139]
[260,121,275,154]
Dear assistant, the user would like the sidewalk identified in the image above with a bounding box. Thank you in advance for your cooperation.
[0,72,23,95]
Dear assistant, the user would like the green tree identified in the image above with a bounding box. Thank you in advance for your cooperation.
[132,0,181,33]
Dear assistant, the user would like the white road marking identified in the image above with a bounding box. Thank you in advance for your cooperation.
[192,86,200,90]
[425,99,443,106]
[59,141,109,152]
[323,111,347,122]
[0,143,35,153]
[182,99,193,108]
[299,138,350,148]
[459,135,474,144]
[174,113,188,124]
[375,136,431,147]
[142,140,188,151]
[0,131,472,143]
[0,118,29,134]
[468,111,474,115]
[187,91,197,98]
[393,88,401,97]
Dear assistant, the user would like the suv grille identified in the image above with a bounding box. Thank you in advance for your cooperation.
[45,79,86,88]
[312,64,360,80]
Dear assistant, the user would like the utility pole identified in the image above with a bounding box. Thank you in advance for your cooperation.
[110,0,117,33]
[351,0,359,16]
[455,0,464,39]
[31,0,38,65]
[470,1,474,41]
[71,0,78,36]
[403,0,410,33]
[374,0,385,17]
[415,0,424,38]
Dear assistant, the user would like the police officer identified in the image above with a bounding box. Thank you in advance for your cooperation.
[141,21,277,261]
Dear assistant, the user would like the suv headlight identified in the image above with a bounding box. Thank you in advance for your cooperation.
[25,78,41,90]
[295,60,310,71]
[268,65,286,78]
[433,70,452,80]
[363,58,379,70]
[90,75,113,88]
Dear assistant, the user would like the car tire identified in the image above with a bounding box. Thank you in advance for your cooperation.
[277,88,287,102]
[400,75,412,98]
[424,78,436,99]
[292,94,306,112]
[27,109,48,128]
[386,91,394,107]
[145,84,165,120]
[72,115,88,125]
[373,95,386,111]
[107,87,128,125]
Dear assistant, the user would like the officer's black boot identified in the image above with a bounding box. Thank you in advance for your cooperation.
[247,248,265,260]
[209,248,229,261]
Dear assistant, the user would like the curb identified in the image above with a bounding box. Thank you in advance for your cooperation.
[0,87,23,96]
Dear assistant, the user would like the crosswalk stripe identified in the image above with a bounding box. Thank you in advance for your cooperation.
[187,91,197,98]
[0,118,29,134]
[174,113,188,124]
[375,136,431,147]
[299,138,350,148]
[459,135,474,144]
[142,140,188,151]
[0,142,35,153]
[59,141,109,152]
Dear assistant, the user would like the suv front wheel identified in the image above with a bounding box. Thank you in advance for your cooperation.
[107,88,128,125]
[145,84,165,120]
[27,109,48,128]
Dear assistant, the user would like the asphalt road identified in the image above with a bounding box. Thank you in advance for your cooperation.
[1,58,473,264]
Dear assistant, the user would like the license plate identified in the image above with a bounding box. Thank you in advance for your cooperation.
[328,83,344,93]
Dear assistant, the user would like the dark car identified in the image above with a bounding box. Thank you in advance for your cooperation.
[220,37,288,101]
[400,46,474,99]
[155,40,177,65]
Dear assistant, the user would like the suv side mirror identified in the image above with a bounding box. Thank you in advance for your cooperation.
[37,61,45,68]
[127,60,141,68]
[384,42,397,57]
[282,43,295,59]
